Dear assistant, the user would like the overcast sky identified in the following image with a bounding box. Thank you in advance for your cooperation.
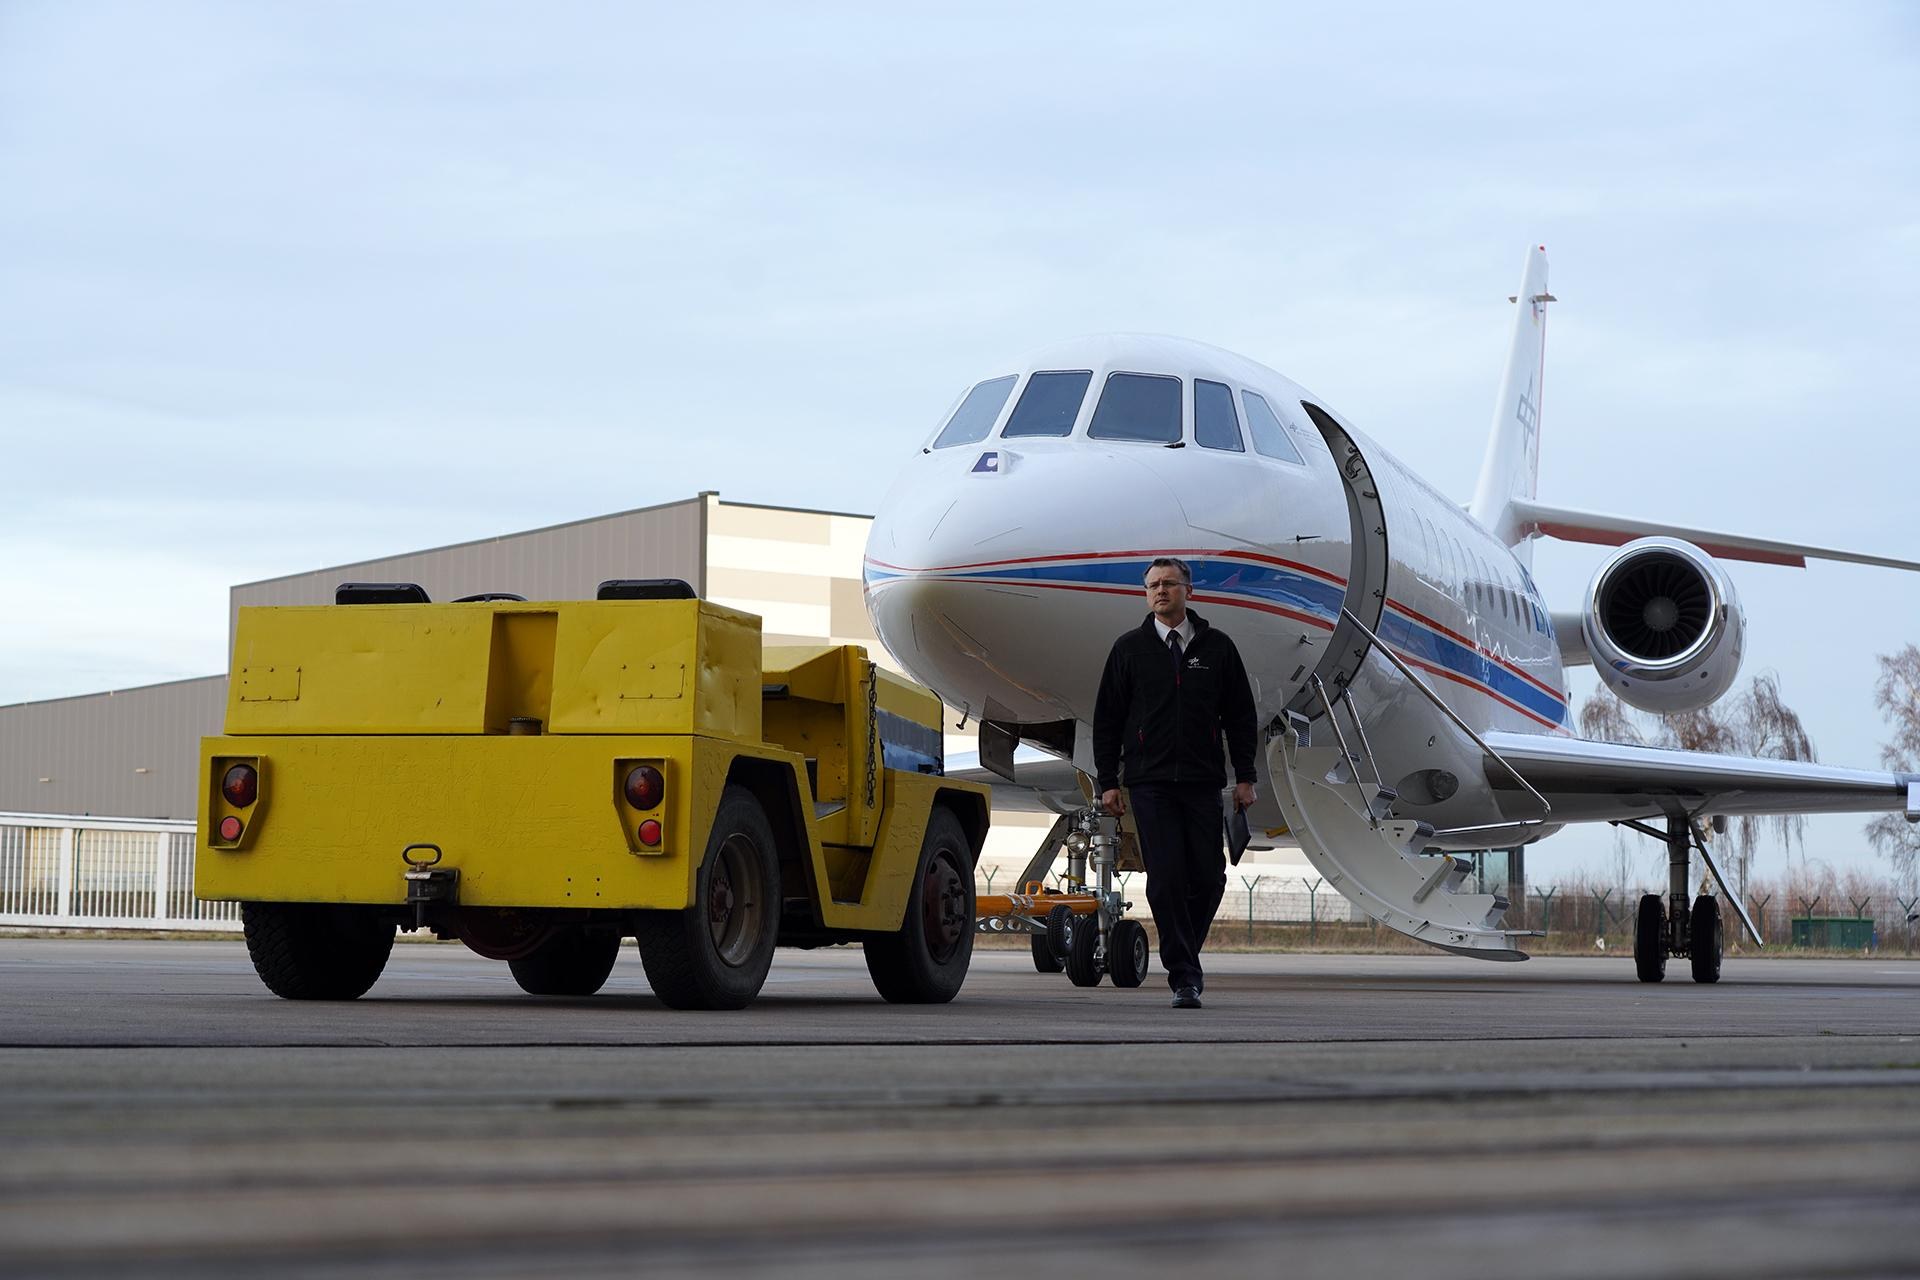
[3,3,1915,881]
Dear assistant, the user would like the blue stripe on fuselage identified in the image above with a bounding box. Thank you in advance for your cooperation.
[1376,608,1567,724]
[863,556,1566,725]
[911,556,1347,622]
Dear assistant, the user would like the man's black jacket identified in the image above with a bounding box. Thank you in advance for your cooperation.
[1093,608,1258,793]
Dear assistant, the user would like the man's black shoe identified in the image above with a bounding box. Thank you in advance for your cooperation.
[1171,987,1202,1009]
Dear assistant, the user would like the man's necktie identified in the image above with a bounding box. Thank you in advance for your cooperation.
[1169,632,1183,665]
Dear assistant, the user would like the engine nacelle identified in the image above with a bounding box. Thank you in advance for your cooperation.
[1582,537,1745,715]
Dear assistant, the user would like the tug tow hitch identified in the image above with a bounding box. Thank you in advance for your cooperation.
[402,843,459,929]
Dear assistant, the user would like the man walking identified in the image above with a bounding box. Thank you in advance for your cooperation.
[1093,558,1258,1009]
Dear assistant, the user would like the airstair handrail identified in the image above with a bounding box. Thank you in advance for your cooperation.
[1336,607,1552,822]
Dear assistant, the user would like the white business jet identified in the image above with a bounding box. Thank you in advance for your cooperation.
[863,245,1920,981]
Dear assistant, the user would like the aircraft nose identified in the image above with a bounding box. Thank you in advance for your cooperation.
[863,445,1178,719]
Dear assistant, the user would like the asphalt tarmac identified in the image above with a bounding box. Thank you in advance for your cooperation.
[2,938,1917,1278]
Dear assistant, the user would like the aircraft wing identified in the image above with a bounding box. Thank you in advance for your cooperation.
[1481,730,1920,826]
[1508,498,1920,571]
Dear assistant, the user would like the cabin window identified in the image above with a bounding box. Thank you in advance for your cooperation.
[932,375,1017,449]
[1194,380,1245,452]
[1002,371,1092,438]
[1089,373,1183,443]
[1240,391,1306,464]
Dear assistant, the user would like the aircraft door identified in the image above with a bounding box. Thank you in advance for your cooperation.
[1287,404,1389,720]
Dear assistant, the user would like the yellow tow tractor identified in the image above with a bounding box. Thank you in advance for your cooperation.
[196,579,989,1009]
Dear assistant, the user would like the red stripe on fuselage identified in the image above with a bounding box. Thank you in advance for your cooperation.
[1384,597,1566,703]
[864,547,1348,587]
[1397,654,1566,732]
[900,575,1561,726]
[926,576,1339,633]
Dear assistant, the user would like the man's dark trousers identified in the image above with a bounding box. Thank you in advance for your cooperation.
[1129,781,1226,992]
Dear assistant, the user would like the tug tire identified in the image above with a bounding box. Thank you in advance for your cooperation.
[634,785,779,1010]
[242,901,395,1001]
[865,807,975,1004]
[509,926,622,996]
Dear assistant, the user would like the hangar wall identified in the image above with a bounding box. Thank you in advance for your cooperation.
[0,676,226,820]
[226,495,708,638]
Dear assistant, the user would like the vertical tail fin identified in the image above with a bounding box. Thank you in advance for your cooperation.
[1469,244,1554,552]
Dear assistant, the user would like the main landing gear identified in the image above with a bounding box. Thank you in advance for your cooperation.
[1626,814,1743,984]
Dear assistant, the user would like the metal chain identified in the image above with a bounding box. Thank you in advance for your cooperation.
[864,659,879,809]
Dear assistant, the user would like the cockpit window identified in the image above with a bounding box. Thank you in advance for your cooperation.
[931,375,1017,449]
[1088,373,1182,443]
[1002,370,1092,438]
[1194,380,1244,452]
[1240,390,1306,464]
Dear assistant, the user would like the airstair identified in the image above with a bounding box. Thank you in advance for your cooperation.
[1266,609,1549,960]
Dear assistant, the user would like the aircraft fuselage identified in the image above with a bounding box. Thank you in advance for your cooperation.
[865,334,1570,845]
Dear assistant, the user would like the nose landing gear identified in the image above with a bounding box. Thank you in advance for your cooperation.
[977,803,1146,989]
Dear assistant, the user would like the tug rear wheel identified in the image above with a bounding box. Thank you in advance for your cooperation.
[634,785,779,1010]
[509,926,622,996]
[1633,893,1668,984]
[1030,931,1062,973]
[242,902,395,1001]
[1689,896,1724,984]
[865,807,976,1004]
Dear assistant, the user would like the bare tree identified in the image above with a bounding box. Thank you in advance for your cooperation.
[1579,672,1814,895]
[1865,644,1920,894]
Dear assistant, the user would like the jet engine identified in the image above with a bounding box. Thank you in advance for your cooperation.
[1581,536,1745,714]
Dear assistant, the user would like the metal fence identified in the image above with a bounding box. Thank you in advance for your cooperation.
[0,812,239,932]
[979,866,1920,954]
[1512,888,1919,953]
[978,867,1366,927]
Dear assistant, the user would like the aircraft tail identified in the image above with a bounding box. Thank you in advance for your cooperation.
[1469,244,1554,550]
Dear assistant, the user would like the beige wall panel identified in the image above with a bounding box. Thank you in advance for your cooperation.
[706,567,830,607]
[705,534,854,580]
[711,503,833,545]
[0,676,226,820]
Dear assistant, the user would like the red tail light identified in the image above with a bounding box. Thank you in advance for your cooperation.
[218,815,244,841]
[624,765,664,810]
[221,763,259,808]
[637,819,662,846]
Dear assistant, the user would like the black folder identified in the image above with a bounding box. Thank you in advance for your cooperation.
[1225,803,1251,866]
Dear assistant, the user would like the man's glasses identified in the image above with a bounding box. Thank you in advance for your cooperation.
[1145,579,1187,592]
